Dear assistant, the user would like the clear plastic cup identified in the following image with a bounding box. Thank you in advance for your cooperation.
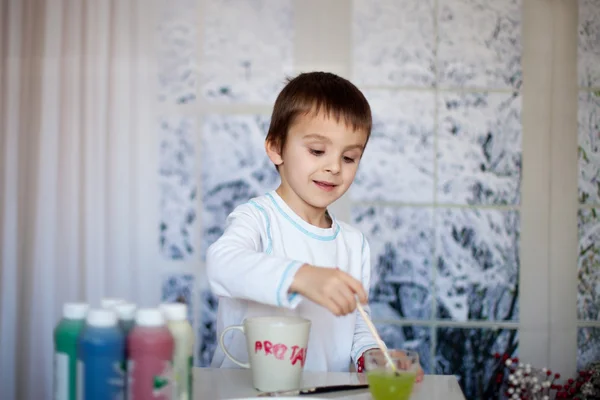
[364,349,420,400]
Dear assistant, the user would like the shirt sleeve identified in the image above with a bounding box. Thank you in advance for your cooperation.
[351,235,380,368]
[206,202,304,309]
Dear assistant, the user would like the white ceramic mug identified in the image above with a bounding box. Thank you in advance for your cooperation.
[219,316,311,392]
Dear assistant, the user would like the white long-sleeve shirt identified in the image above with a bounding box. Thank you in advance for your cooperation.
[206,190,379,372]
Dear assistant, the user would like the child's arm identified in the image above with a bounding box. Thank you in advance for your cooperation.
[206,203,305,308]
[351,236,380,370]
[207,202,367,314]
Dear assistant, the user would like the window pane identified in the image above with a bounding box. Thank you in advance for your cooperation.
[352,0,436,87]
[578,91,600,204]
[201,115,280,259]
[374,323,432,374]
[578,327,600,371]
[436,208,520,321]
[159,117,198,260]
[351,90,435,203]
[197,287,218,367]
[353,206,434,320]
[436,327,518,399]
[201,0,293,103]
[437,92,522,205]
[578,208,600,321]
[161,273,195,322]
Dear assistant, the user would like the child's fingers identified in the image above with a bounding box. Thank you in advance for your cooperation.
[399,358,411,369]
[339,272,367,304]
[390,351,415,370]
[335,286,357,315]
[324,296,344,316]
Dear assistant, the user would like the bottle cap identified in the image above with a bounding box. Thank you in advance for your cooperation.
[158,302,175,314]
[63,303,89,320]
[135,308,165,327]
[113,302,137,321]
[86,309,118,327]
[161,303,187,321]
[101,298,126,309]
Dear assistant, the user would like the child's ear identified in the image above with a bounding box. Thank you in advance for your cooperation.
[265,138,283,166]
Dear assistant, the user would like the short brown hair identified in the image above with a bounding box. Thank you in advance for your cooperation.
[266,72,372,154]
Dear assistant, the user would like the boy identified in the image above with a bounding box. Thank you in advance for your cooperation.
[207,72,423,378]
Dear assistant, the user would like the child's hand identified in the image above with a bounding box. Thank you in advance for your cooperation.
[364,349,425,382]
[289,264,367,316]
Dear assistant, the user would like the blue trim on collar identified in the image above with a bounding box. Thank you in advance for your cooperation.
[266,193,340,241]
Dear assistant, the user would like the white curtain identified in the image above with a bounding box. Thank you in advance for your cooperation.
[0,1,161,398]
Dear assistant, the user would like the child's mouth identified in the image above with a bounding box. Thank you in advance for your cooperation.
[313,180,337,192]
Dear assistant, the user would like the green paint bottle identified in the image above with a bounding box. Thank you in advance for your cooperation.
[53,302,89,400]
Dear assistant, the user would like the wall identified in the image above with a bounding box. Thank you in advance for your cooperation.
[153,0,598,398]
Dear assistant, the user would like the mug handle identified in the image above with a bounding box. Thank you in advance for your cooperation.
[219,325,250,368]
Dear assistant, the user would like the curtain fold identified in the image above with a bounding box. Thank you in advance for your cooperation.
[0,1,160,398]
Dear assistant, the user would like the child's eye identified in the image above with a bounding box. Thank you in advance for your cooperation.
[343,156,355,163]
[309,149,324,156]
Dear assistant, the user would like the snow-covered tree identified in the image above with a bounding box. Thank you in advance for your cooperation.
[201,115,279,258]
[578,91,600,204]
[578,208,600,320]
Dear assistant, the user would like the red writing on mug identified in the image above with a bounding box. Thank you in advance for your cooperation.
[254,340,307,367]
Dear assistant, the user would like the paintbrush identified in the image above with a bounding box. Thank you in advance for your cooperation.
[356,301,398,373]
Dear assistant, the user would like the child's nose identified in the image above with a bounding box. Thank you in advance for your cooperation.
[324,157,341,174]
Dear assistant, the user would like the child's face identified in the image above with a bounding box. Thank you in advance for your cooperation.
[267,111,368,210]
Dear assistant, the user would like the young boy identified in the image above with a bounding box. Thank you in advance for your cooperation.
[207,72,423,378]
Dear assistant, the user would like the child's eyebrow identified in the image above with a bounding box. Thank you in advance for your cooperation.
[345,143,364,151]
[303,133,331,142]
[303,134,364,151]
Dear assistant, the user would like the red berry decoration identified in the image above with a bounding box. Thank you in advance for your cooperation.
[493,357,596,399]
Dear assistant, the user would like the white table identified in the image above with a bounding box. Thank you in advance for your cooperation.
[193,368,466,399]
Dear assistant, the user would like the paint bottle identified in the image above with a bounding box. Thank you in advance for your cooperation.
[113,302,137,335]
[101,298,126,309]
[127,308,174,399]
[78,309,126,400]
[113,302,137,397]
[54,303,89,400]
[162,303,194,400]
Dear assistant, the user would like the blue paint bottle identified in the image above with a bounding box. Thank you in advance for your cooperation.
[77,309,125,400]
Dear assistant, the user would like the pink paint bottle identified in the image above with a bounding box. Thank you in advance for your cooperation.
[127,308,174,399]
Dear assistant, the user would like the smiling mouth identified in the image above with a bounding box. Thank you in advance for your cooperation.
[313,180,338,191]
